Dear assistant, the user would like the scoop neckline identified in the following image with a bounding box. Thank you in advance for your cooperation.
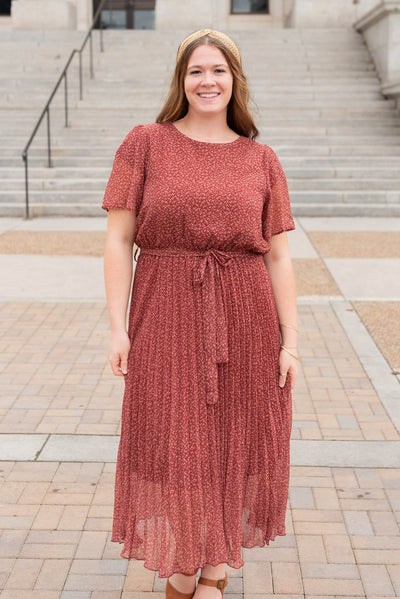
[167,121,243,146]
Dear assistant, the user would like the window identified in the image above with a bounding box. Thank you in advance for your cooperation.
[231,0,269,14]
[96,0,155,29]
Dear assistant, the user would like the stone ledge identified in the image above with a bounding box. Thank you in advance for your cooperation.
[2,433,400,466]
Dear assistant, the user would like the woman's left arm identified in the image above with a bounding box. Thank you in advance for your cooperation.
[263,231,298,389]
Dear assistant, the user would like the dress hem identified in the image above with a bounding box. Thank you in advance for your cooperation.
[111,526,287,577]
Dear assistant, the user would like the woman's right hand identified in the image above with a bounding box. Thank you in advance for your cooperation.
[108,330,131,376]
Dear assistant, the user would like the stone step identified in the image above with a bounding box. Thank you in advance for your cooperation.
[2,104,396,118]
[1,188,399,204]
[6,151,400,168]
[2,176,399,192]
[1,27,398,217]
[6,140,400,160]
[3,165,399,180]
[7,130,400,147]
[3,201,400,218]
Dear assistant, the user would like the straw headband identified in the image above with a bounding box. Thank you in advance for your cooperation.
[177,29,241,65]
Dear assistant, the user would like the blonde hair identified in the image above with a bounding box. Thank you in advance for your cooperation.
[156,30,259,140]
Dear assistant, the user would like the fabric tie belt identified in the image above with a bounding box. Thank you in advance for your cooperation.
[135,246,259,406]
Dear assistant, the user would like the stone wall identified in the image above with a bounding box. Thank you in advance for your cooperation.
[11,0,92,30]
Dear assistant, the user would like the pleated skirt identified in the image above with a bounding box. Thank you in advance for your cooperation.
[111,247,292,577]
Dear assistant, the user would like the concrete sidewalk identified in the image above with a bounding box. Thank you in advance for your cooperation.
[0,216,399,598]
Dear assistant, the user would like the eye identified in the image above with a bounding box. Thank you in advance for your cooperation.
[215,68,226,73]
[189,69,201,75]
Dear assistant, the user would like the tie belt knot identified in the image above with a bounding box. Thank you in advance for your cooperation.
[192,249,235,285]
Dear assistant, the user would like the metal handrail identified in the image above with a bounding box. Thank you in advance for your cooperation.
[21,0,108,219]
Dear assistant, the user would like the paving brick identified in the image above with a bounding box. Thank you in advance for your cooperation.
[312,488,340,510]
[0,557,15,588]
[74,531,108,559]
[243,562,272,593]
[350,534,400,549]
[32,505,64,530]
[124,560,155,591]
[302,577,364,596]
[0,482,26,504]
[369,510,399,535]
[0,530,28,558]
[0,591,61,598]
[301,563,359,579]
[343,511,374,535]
[358,564,395,596]
[5,558,43,589]
[70,559,127,575]
[58,506,89,531]
[64,573,126,591]
[271,561,303,594]
[35,558,71,590]
[60,592,91,599]
[294,521,347,535]
[323,534,355,563]
[290,476,334,488]
[354,549,400,564]
[296,535,327,563]
[18,482,50,505]
[92,592,122,599]
[20,543,76,559]
[289,487,315,509]
[387,564,400,595]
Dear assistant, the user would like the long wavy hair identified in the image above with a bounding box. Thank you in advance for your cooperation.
[156,34,259,140]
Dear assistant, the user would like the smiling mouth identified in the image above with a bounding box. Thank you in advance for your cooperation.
[197,93,220,98]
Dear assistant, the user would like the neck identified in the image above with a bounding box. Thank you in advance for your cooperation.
[179,110,235,141]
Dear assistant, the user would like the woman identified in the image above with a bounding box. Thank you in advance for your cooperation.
[103,28,298,599]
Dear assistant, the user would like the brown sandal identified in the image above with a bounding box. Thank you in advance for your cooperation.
[166,574,198,599]
[197,573,228,599]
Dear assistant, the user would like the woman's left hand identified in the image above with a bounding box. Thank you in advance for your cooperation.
[279,348,298,390]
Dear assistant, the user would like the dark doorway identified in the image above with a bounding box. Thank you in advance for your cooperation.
[231,0,269,14]
[0,0,11,15]
[94,0,155,29]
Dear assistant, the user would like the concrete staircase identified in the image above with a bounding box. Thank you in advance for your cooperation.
[1,28,400,217]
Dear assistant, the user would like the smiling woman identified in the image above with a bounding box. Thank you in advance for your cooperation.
[102,27,298,599]
[156,29,258,140]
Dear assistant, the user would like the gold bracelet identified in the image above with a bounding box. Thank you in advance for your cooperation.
[280,323,299,333]
[280,345,299,360]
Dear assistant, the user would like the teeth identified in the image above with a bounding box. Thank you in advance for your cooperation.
[199,93,219,98]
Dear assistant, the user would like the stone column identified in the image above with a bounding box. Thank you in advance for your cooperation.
[155,0,218,30]
[155,0,286,31]
[11,0,77,29]
[354,0,400,86]
[285,0,358,27]
[73,0,93,30]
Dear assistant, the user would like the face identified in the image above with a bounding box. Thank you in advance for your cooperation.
[183,44,233,117]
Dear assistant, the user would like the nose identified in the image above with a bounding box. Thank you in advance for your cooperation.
[201,70,216,85]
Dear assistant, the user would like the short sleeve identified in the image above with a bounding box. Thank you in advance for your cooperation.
[262,146,295,247]
[102,125,147,216]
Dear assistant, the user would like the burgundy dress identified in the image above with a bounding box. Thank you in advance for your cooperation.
[102,121,295,578]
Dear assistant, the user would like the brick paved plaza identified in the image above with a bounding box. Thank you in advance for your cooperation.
[0,216,399,598]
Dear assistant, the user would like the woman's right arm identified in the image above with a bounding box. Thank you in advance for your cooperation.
[104,209,136,376]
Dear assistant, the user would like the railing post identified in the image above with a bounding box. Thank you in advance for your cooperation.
[64,71,68,127]
[79,50,83,100]
[46,107,51,168]
[90,31,94,79]
[100,10,104,52]
[23,153,30,220]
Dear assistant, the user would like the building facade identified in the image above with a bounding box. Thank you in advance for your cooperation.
[3,0,381,31]
[3,0,400,103]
